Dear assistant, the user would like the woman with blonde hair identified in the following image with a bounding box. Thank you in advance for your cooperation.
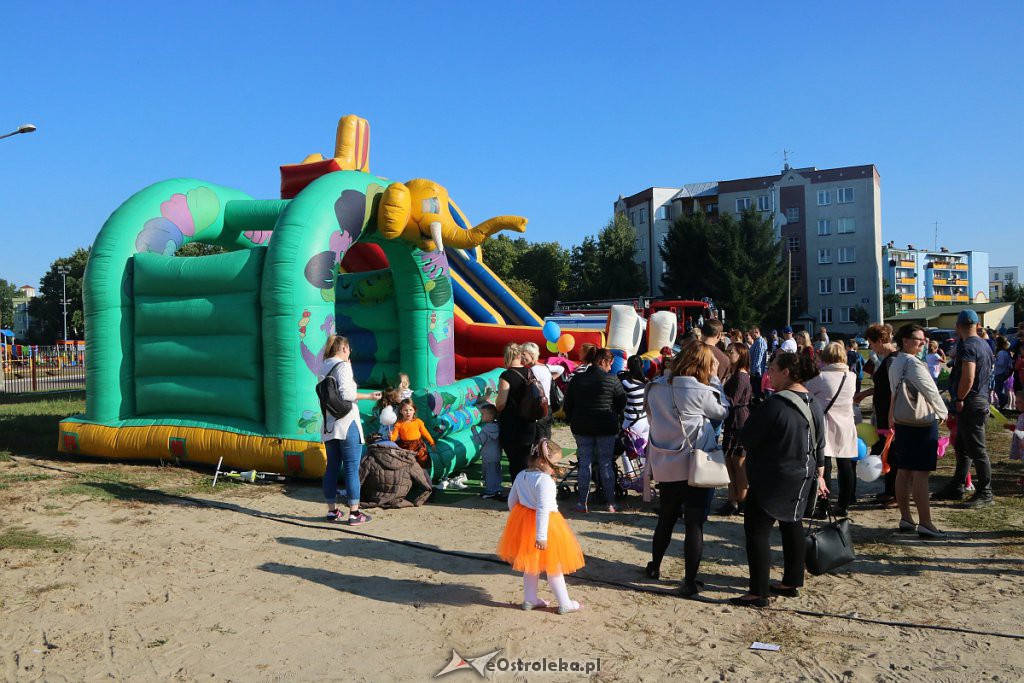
[806,342,858,517]
[796,330,815,363]
[320,335,382,525]
[643,341,728,597]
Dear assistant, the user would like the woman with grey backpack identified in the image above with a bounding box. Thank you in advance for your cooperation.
[888,324,948,539]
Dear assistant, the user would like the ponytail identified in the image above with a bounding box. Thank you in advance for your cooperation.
[322,334,349,360]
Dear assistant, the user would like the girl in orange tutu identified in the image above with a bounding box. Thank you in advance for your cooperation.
[497,440,585,614]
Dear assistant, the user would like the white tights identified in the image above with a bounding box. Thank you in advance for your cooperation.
[523,572,572,608]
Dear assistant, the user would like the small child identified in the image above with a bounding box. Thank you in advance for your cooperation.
[472,404,503,500]
[397,372,413,401]
[391,399,435,468]
[496,440,584,614]
[373,388,402,445]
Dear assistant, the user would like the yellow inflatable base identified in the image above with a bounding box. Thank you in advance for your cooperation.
[57,421,327,478]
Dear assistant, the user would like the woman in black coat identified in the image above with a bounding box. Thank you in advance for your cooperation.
[730,352,827,608]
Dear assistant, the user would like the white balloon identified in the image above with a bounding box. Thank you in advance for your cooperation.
[856,455,883,482]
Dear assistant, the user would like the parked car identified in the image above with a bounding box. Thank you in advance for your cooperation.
[927,328,957,355]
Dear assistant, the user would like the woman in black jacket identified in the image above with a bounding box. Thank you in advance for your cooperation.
[563,348,627,513]
[731,352,827,608]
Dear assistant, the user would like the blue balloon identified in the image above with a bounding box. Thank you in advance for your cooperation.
[856,438,868,460]
[542,321,561,344]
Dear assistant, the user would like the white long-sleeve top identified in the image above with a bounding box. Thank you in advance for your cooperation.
[507,470,558,542]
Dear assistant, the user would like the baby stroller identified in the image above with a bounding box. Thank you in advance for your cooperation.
[555,427,647,500]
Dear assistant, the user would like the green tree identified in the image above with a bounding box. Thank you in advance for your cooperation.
[567,235,600,301]
[851,305,871,331]
[660,208,785,329]
[0,278,17,330]
[518,242,570,315]
[594,214,647,298]
[882,279,902,318]
[481,235,530,281]
[28,248,90,343]
[175,242,226,257]
[1003,282,1024,322]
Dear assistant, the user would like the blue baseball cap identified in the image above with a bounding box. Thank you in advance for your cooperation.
[956,309,979,326]
[783,325,793,334]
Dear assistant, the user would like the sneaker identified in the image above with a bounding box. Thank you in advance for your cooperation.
[480,491,501,500]
[964,494,994,509]
[437,480,450,490]
[606,505,617,513]
[348,511,371,526]
[325,509,344,521]
[454,473,468,484]
[931,487,966,502]
[574,503,589,514]
[557,600,583,615]
[917,524,946,539]
[448,479,468,490]
[898,518,917,533]
[965,483,976,493]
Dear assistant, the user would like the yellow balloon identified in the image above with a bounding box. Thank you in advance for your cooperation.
[856,422,879,447]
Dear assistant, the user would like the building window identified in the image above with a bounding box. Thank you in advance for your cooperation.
[791,265,801,283]
[817,190,831,206]
[837,217,855,234]
[840,306,854,323]
[1005,273,1014,281]
[817,219,830,236]
[638,237,647,251]
[787,237,800,252]
[655,206,671,221]
[839,277,856,293]
[639,208,647,224]
[838,246,857,263]
[819,278,833,295]
[820,307,833,324]
[792,296,802,311]
[757,195,772,212]
[818,248,832,264]
[785,207,800,223]
[736,197,751,211]
[705,203,717,213]
[630,211,637,226]
[837,187,855,204]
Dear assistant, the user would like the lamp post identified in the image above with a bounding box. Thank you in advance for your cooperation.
[0,124,37,141]
[57,265,70,342]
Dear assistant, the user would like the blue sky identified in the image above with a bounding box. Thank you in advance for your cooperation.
[2,1,1022,288]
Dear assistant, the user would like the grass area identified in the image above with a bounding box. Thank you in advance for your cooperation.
[0,526,75,552]
[0,390,85,459]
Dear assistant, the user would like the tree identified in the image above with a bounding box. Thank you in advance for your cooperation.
[659,207,786,329]
[175,242,226,257]
[28,248,90,343]
[593,215,647,298]
[0,278,17,330]
[518,242,570,316]
[882,279,902,318]
[1003,282,1024,323]
[566,235,600,301]
[851,305,871,331]
[481,235,530,281]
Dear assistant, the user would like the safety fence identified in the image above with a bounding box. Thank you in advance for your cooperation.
[0,345,86,393]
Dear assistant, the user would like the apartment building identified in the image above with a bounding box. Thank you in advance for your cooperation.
[12,285,35,339]
[882,244,989,314]
[989,266,1018,301]
[615,164,883,335]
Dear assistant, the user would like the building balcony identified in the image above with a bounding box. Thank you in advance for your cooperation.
[898,277,916,285]
[932,278,948,285]
[932,294,952,302]
[952,295,970,302]
[899,260,916,268]
[900,293,916,302]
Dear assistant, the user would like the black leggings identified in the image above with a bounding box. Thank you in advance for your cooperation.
[826,457,857,510]
[745,491,805,597]
[650,481,712,585]
[503,442,533,483]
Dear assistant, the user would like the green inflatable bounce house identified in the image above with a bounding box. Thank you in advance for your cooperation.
[57,115,536,479]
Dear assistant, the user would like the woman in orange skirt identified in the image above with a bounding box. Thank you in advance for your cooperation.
[497,439,585,614]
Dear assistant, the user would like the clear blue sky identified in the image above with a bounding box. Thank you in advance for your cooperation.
[2,1,1022,289]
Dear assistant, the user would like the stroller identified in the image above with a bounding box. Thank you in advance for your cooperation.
[555,427,647,501]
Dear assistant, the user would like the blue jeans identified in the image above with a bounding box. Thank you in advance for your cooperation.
[323,422,363,506]
[575,434,617,506]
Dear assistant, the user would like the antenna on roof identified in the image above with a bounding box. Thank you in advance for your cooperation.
[783,149,793,172]
[932,220,940,252]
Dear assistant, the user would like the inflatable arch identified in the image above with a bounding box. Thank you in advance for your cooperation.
[58,116,603,479]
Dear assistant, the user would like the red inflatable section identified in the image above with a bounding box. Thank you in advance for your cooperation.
[453,316,604,378]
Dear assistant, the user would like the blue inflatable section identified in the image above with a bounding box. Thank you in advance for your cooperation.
[449,248,542,326]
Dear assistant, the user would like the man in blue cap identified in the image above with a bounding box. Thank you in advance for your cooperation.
[779,326,797,354]
[934,309,995,506]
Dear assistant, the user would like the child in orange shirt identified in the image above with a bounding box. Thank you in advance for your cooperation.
[391,399,435,468]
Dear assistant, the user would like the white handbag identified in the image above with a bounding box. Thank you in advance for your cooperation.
[687,417,731,488]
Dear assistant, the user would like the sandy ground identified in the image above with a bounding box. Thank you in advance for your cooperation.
[2,424,1024,682]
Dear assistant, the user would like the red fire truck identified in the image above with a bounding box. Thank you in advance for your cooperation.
[552,297,717,330]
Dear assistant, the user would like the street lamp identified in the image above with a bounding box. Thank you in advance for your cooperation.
[56,265,71,342]
[0,124,37,141]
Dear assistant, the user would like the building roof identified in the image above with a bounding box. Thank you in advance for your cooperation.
[885,301,1012,324]
[671,182,718,200]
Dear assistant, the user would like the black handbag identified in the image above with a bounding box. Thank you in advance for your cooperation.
[805,501,855,575]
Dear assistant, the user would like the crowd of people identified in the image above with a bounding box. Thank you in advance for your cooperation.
[315,311,1019,612]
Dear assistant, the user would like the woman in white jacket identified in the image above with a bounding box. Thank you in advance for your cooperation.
[889,324,949,539]
[805,342,858,517]
[643,342,729,597]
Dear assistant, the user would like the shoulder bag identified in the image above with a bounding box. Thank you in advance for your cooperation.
[892,357,935,427]
[677,387,730,488]
[805,500,856,575]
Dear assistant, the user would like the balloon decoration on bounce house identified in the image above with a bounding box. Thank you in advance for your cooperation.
[58,115,604,479]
